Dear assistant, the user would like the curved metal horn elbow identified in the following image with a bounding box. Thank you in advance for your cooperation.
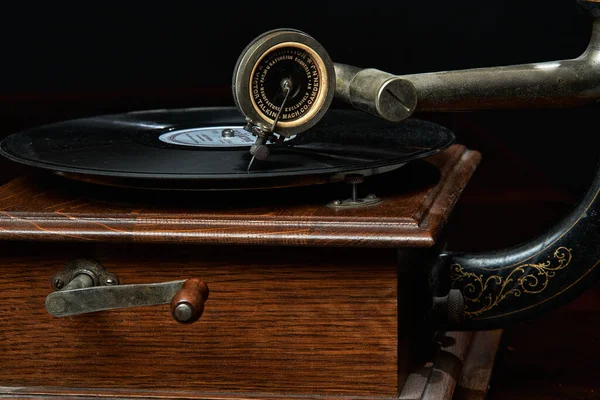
[431,13,600,330]
[401,19,600,111]
[333,8,600,329]
[331,8,600,330]
[428,13,600,330]
[439,165,600,330]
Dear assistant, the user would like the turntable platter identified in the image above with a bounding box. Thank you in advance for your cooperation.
[0,107,454,190]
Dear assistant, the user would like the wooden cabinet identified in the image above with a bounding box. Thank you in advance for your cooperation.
[0,145,482,399]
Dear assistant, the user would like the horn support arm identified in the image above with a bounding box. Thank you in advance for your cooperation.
[333,3,600,329]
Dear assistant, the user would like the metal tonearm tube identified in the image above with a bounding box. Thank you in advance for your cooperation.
[334,7,600,121]
[334,0,600,330]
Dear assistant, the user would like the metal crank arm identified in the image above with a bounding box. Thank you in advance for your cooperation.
[45,259,209,324]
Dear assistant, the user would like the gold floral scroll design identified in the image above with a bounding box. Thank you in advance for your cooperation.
[450,246,573,317]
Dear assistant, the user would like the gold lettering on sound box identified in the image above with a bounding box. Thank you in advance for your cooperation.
[251,46,321,122]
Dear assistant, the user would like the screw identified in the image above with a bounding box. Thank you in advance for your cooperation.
[332,200,342,206]
[105,278,117,286]
[53,278,64,289]
[378,78,417,122]
[281,78,293,92]
[366,194,377,200]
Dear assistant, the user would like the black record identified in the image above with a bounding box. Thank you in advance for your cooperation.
[0,107,455,190]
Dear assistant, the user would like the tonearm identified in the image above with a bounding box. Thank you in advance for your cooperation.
[233,0,600,329]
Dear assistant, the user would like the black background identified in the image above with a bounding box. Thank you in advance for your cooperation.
[0,1,593,91]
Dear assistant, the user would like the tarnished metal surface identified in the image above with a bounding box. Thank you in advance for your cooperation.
[45,280,186,317]
[334,64,418,121]
[334,19,600,119]
[51,258,119,290]
[61,274,93,291]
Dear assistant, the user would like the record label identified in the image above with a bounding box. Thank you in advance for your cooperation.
[158,126,256,148]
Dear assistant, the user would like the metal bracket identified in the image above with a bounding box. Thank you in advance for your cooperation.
[328,194,381,209]
[50,259,119,290]
[328,173,382,209]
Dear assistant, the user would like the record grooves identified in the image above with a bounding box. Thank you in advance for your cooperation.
[0,107,454,190]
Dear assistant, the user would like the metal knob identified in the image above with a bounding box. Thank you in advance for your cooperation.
[430,289,465,327]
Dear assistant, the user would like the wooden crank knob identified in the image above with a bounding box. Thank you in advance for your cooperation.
[169,279,209,324]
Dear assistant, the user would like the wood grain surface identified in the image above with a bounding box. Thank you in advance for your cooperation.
[420,332,474,400]
[455,330,503,400]
[0,243,400,397]
[0,145,480,248]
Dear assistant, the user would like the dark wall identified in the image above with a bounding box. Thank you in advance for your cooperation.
[0,1,592,90]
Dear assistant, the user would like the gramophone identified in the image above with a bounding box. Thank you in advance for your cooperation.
[0,1,597,399]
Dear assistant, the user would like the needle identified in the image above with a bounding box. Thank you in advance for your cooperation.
[247,79,292,171]
[247,156,256,171]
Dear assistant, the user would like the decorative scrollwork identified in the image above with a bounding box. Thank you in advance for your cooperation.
[450,246,573,317]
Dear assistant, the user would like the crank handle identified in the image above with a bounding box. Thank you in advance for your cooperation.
[45,259,209,324]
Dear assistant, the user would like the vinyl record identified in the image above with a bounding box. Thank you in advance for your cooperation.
[0,107,455,190]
